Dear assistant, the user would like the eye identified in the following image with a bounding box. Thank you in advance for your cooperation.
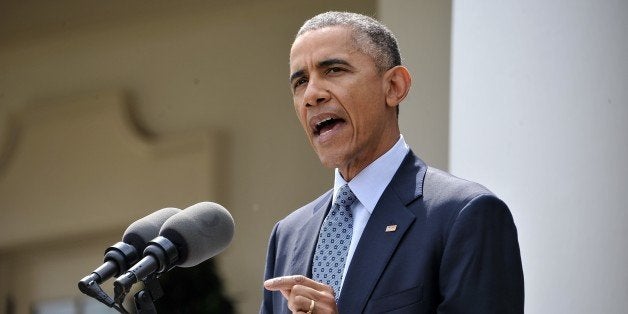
[326,67,344,74]
[293,77,308,90]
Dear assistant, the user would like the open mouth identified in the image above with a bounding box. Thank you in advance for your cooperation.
[314,117,345,136]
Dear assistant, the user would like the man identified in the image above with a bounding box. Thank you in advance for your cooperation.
[262,11,523,314]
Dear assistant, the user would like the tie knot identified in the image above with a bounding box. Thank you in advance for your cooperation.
[335,184,356,208]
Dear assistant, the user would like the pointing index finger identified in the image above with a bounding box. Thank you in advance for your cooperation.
[264,275,325,291]
[264,275,305,290]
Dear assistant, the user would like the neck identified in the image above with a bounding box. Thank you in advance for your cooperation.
[338,132,400,181]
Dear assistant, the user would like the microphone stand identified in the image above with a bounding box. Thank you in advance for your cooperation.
[132,274,164,314]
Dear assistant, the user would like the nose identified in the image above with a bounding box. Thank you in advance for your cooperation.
[302,76,330,107]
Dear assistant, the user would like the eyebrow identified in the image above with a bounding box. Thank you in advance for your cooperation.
[319,58,350,68]
[289,58,352,83]
[289,69,305,84]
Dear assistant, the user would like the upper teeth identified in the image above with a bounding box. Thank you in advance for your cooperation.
[317,118,333,127]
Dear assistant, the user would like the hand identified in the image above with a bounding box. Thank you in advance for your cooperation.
[264,275,338,314]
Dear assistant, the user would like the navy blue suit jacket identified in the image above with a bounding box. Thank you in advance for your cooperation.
[261,152,524,313]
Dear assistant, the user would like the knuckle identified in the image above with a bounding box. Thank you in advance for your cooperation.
[291,284,307,295]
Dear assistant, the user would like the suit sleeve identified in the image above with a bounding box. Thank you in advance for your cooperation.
[437,194,524,313]
[260,222,279,314]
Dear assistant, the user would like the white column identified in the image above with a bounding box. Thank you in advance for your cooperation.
[450,1,628,312]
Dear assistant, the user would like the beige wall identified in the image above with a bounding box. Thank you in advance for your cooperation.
[379,0,451,170]
[0,1,379,313]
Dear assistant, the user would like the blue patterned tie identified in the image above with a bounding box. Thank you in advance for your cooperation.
[312,184,356,299]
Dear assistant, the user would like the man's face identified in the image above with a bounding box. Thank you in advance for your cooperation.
[289,26,399,180]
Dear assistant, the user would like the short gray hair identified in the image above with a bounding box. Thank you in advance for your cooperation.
[296,11,402,72]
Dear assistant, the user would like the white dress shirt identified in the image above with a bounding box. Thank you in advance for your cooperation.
[332,135,410,292]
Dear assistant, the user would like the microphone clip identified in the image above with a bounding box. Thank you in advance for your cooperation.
[133,274,164,314]
[114,236,178,311]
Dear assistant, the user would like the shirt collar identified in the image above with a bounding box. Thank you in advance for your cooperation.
[333,135,410,214]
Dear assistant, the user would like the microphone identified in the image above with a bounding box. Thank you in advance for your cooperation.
[113,202,234,302]
[78,207,181,305]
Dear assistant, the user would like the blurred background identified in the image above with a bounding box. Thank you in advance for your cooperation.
[0,0,626,313]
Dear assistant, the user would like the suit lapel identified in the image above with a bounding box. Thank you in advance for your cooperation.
[289,191,333,276]
[338,151,427,312]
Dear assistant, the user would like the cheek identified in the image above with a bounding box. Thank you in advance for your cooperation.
[293,103,308,130]
[348,97,386,135]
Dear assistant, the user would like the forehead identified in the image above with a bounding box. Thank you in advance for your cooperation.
[289,26,359,70]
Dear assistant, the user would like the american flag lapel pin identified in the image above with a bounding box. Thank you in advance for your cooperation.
[385,224,397,232]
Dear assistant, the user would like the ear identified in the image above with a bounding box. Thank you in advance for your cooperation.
[383,66,412,108]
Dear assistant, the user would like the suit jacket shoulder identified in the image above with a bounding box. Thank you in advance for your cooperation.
[420,167,499,232]
[423,166,494,205]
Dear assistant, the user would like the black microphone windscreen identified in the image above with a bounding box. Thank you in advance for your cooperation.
[159,202,234,268]
[122,207,181,253]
